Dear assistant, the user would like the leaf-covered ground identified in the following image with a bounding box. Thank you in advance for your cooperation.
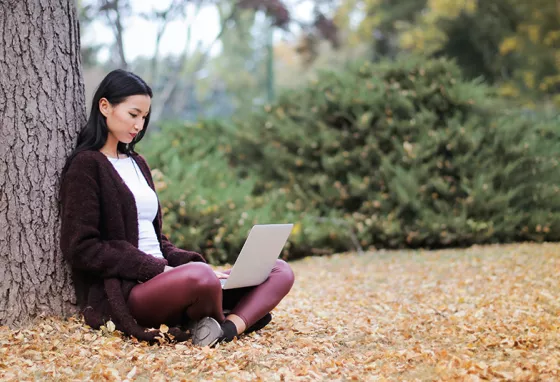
[1,243,560,381]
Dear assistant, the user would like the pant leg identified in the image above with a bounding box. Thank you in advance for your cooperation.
[127,262,226,328]
[222,259,295,328]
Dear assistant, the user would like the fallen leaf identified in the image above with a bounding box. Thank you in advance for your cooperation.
[106,321,115,333]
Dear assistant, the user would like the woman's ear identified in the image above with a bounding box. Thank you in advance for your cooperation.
[99,97,111,117]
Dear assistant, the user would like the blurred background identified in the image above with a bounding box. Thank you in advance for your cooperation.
[77,0,560,263]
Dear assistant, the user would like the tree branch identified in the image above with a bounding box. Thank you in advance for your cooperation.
[100,0,128,69]
[149,0,188,83]
[151,3,237,122]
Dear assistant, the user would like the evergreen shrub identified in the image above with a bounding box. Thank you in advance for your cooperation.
[140,121,344,264]
[228,57,560,248]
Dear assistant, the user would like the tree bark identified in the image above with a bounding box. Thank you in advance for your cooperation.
[0,0,86,325]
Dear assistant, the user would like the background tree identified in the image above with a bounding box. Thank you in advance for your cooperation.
[201,7,272,111]
[78,0,105,69]
[97,0,131,69]
[0,0,86,325]
[336,0,427,60]
[80,0,342,122]
[396,0,559,106]
[496,0,560,105]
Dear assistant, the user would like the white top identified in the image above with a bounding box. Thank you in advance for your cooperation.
[107,156,164,258]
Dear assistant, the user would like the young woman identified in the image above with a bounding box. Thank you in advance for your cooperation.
[59,69,295,347]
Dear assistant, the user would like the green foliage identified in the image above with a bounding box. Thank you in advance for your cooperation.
[227,57,560,248]
[395,0,560,106]
[139,121,344,264]
[496,0,560,105]
[140,57,559,262]
[433,0,518,83]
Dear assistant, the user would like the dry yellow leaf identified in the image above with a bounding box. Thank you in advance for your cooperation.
[106,321,116,333]
[1,243,560,381]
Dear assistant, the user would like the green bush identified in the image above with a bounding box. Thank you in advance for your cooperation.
[227,57,560,248]
[139,121,346,264]
[140,57,560,261]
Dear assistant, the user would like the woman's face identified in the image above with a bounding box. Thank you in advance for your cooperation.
[99,94,151,144]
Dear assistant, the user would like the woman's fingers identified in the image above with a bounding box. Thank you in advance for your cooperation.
[214,271,229,279]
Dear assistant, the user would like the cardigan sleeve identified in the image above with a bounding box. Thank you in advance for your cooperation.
[60,154,167,281]
[160,234,207,266]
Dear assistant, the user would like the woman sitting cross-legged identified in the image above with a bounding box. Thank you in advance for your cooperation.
[59,69,295,346]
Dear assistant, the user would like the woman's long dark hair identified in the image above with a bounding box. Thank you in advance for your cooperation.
[62,69,153,175]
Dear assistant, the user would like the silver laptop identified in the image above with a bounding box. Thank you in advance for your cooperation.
[220,224,293,290]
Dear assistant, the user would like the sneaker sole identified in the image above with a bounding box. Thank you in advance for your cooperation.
[192,317,223,347]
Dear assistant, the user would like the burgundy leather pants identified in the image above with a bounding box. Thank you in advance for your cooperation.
[127,259,295,329]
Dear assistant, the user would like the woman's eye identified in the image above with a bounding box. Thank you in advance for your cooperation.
[129,113,138,118]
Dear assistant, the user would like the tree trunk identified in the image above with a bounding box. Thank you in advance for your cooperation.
[0,0,86,325]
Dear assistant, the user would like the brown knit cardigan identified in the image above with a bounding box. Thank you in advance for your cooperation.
[60,150,205,342]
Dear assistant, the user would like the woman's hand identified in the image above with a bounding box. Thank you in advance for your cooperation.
[214,271,229,279]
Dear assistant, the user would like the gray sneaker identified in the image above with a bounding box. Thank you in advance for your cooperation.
[191,317,224,347]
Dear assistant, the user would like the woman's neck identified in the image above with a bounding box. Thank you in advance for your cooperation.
[100,148,127,159]
[100,136,126,159]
